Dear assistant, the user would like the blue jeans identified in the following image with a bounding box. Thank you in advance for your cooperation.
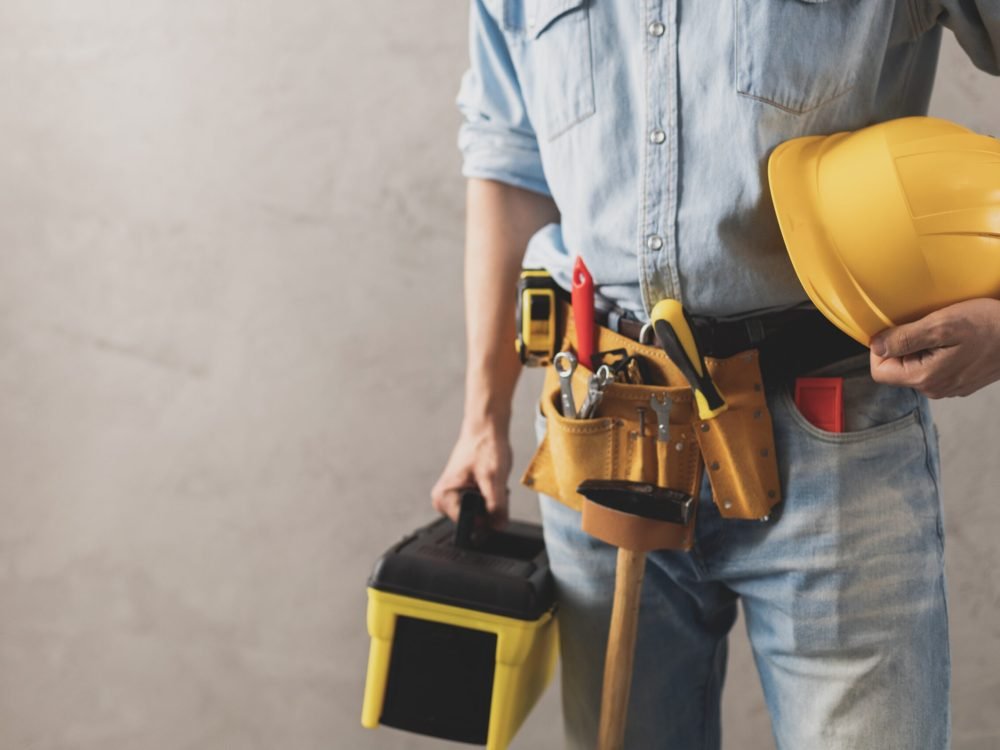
[536,364,949,749]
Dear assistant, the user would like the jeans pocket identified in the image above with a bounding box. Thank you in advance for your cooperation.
[778,374,921,443]
[735,0,890,114]
[502,0,596,139]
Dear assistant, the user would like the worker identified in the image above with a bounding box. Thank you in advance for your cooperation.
[431,2,1000,748]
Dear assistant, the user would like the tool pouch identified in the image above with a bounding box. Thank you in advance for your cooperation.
[522,323,784,538]
[694,350,782,519]
[521,365,703,550]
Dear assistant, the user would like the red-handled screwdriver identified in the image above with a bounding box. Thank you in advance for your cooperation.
[572,256,595,370]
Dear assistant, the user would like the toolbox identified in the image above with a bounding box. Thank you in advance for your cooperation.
[361,492,558,749]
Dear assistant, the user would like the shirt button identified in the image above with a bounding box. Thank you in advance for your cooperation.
[646,234,664,251]
[649,129,666,145]
[648,21,666,37]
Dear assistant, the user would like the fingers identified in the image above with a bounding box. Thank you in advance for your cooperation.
[868,309,970,398]
[432,468,509,528]
[432,429,513,528]
[870,312,954,357]
[870,346,958,398]
[432,479,509,528]
[473,462,510,530]
[870,349,922,388]
[431,471,470,522]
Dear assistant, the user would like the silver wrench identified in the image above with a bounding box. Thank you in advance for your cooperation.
[578,365,615,419]
[649,393,673,442]
[553,351,578,418]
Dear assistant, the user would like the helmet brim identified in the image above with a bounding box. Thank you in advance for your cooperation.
[768,134,892,346]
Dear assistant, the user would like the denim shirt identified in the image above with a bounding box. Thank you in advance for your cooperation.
[456,0,1000,319]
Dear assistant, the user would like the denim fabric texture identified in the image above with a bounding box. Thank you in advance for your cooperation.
[457,1,998,746]
[534,370,949,750]
[457,0,1000,319]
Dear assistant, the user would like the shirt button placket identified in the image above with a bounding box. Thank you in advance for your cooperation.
[641,1,675,307]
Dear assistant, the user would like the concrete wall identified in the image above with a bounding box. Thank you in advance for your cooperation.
[0,3,997,748]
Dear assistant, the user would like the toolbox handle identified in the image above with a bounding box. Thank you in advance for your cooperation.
[454,489,489,550]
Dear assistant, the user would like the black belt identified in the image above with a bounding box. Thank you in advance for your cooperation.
[606,307,867,377]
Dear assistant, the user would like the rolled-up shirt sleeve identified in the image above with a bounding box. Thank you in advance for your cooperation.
[456,0,550,196]
[931,0,1000,74]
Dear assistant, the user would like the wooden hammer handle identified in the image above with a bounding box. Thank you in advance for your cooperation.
[597,547,647,750]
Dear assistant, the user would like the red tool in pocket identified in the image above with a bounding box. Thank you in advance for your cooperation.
[572,256,595,370]
[794,377,844,433]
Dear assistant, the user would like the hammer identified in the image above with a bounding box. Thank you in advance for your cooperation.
[576,479,695,750]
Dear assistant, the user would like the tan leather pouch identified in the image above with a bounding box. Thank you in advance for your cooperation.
[521,365,703,550]
[694,350,782,519]
[521,318,782,547]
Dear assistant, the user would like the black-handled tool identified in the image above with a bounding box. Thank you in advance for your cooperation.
[650,299,727,420]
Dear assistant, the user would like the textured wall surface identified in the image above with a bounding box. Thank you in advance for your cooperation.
[0,3,997,749]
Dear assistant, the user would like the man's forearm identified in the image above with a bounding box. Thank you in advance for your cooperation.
[462,178,560,430]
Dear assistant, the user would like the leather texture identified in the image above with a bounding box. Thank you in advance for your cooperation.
[521,317,782,548]
[692,350,782,519]
[580,498,696,552]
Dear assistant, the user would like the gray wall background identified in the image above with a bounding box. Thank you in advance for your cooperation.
[0,3,997,749]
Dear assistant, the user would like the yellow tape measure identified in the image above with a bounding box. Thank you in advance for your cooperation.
[516,269,558,367]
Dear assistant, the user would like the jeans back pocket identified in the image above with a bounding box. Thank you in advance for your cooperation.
[736,0,890,114]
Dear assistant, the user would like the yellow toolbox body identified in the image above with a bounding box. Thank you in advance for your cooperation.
[361,499,558,749]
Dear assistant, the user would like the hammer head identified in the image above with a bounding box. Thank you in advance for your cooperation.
[576,479,696,552]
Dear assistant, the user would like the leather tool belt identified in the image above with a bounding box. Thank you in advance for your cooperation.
[521,301,866,551]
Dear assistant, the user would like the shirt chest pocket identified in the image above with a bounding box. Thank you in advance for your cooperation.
[502,0,596,140]
[736,0,889,114]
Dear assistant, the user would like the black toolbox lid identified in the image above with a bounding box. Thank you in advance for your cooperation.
[368,497,556,621]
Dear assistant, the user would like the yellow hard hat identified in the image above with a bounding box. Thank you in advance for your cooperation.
[768,116,1000,346]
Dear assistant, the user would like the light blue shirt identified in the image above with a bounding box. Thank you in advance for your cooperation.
[456,0,1000,320]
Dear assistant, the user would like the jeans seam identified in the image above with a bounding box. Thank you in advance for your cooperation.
[701,636,723,750]
[917,404,939,493]
[915,401,945,556]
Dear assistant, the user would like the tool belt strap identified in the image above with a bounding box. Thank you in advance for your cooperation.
[597,305,866,377]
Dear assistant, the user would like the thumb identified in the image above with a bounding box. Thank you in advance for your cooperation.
[871,318,939,358]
